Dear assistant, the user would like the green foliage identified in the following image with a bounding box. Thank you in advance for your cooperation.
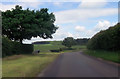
[62,37,76,48]
[87,23,120,51]
[2,5,58,43]
[34,41,64,52]
[75,38,89,45]
[2,37,33,57]
[34,41,86,53]
[21,44,33,54]
[84,49,119,63]
[2,37,14,57]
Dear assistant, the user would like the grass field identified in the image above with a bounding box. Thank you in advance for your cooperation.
[2,54,58,77]
[84,49,120,63]
[34,41,85,53]
[34,41,64,52]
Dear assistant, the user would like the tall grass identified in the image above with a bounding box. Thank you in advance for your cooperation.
[2,54,58,77]
[84,49,119,63]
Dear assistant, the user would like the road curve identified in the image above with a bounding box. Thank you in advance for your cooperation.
[38,52,119,77]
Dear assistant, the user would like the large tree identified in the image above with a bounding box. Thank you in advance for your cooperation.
[62,37,76,48]
[2,5,58,43]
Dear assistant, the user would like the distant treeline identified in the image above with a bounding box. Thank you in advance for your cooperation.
[32,38,89,45]
[87,23,120,51]
[75,38,90,45]
[32,41,50,44]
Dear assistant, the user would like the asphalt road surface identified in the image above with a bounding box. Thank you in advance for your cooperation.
[38,52,119,77]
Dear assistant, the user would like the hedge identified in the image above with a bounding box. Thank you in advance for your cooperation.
[2,37,33,57]
[21,44,33,54]
[50,49,60,52]
[87,23,120,51]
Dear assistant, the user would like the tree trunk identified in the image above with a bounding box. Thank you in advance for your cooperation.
[20,39,23,44]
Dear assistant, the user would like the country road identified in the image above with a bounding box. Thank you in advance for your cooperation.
[38,52,119,77]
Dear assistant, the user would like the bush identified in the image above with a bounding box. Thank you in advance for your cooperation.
[21,44,33,54]
[2,37,14,57]
[2,37,33,57]
[62,37,76,48]
[12,42,22,55]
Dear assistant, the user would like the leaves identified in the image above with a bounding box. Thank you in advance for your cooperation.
[87,23,120,51]
[2,5,58,43]
[62,37,76,48]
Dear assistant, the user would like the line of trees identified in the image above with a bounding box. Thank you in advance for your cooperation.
[62,37,89,48]
[76,38,89,45]
[87,23,120,51]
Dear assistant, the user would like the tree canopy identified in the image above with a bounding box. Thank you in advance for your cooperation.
[62,37,76,48]
[2,5,58,43]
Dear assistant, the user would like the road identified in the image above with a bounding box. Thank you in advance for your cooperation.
[38,52,119,77]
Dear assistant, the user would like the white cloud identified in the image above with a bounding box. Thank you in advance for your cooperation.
[88,20,117,37]
[54,8,117,24]
[53,2,62,6]
[52,27,73,40]
[79,0,107,2]
[0,3,16,11]
[94,20,116,31]
[0,2,43,11]
[1,0,119,2]
[67,32,73,37]
[79,0,107,8]
[20,2,43,9]
[18,0,40,2]
[74,20,117,38]
[23,27,74,44]
[75,26,85,32]
[23,20,117,44]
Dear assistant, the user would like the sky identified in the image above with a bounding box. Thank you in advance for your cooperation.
[0,0,119,44]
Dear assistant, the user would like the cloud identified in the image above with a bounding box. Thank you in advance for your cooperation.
[74,20,117,38]
[75,26,85,32]
[23,20,117,44]
[0,3,16,11]
[18,0,40,2]
[0,2,43,11]
[89,20,117,37]
[94,20,116,31]
[52,27,73,40]
[20,2,43,9]
[53,2,62,6]
[1,0,119,2]
[79,0,107,8]
[54,8,117,24]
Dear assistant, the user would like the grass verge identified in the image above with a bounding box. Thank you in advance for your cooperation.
[84,49,120,63]
[2,54,58,77]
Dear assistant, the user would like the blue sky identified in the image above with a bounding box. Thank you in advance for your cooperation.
[0,1,118,44]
